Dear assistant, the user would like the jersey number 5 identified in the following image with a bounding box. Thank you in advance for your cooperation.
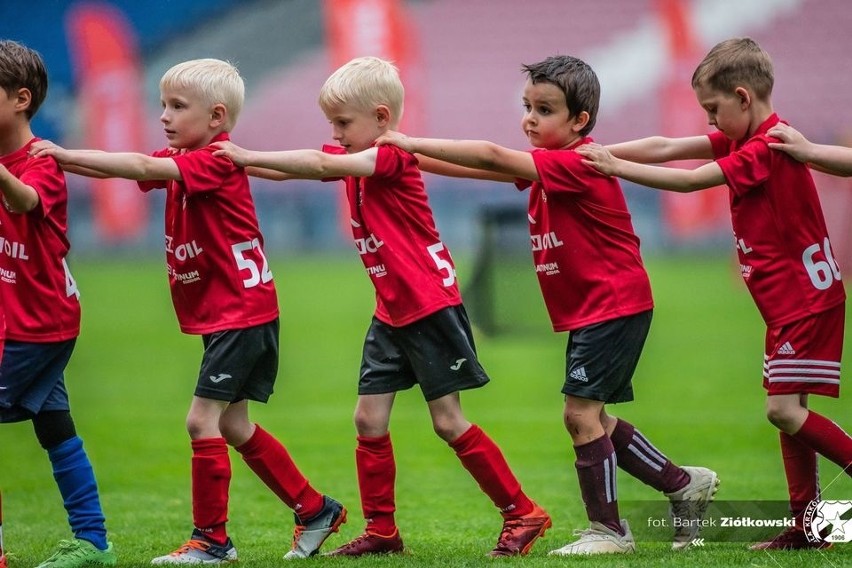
[802,237,841,291]
[427,242,456,287]
[232,239,273,289]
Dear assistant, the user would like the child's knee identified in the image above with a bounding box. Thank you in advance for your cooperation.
[765,396,805,432]
[353,407,386,437]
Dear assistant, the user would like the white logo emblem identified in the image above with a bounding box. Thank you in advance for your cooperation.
[209,373,232,383]
[804,500,852,544]
[450,358,467,371]
[777,342,796,355]
[569,367,588,382]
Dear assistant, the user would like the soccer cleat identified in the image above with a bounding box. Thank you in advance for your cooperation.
[665,466,720,550]
[283,496,347,559]
[324,529,404,557]
[548,520,635,555]
[150,531,237,565]
[489,503,552,557]
[749,526,832,550]
[35,539,116,568]
[0,554,5,568]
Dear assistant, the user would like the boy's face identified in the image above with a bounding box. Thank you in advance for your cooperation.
[694,83,750,141]
[521,80,584,150]
[159,86,218,150]
[323,103,388,154]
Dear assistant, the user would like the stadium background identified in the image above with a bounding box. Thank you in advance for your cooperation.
[2,0,851,261]
[1,2,851,566]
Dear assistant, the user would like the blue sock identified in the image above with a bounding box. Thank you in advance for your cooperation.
[48,436,108,550]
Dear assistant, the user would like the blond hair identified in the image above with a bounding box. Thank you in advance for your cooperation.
[691,38,774,101]
[318,56,404,126]
[160,58,245,130]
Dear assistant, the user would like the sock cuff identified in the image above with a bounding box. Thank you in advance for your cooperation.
[191,437,228,454]
[608,419,635,450]
[449,424,482,452]
[574,434,615,468]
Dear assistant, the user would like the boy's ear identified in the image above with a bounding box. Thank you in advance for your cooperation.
[210,103,227,128]
[571,110,591,133]
[14,87,32,113]
[376,105,391,127]
[734,86,751,109]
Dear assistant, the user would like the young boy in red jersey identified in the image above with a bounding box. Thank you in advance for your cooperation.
[577,38,852,550]
[31,58,346,563]
[376,54,719,555]
[0,40,115,568]
[212,56,551,558]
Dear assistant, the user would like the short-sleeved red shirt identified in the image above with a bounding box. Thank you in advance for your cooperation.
[711,114,845,327]
[325,144,461,326]
[138,133,279,334]
[516,138,654,332]
[0,138,78,342]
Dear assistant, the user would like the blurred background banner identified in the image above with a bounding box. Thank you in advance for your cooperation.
[0,0,850,260]
[656,0,730,242]
[65,2,148,242]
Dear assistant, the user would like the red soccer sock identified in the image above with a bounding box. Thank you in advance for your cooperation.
[235,425,324,521]
[449,424,534,518]
[356,433,397,535]
[191,437,231,545]
[574,434,622,535]
[609,419,690,494]
[780,431,819,524]
[793,411,852,477]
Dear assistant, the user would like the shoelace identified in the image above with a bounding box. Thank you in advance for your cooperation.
[336,533,374,553]
[45,540,88,560]
[170,539,210,556]
[290,525,307,549]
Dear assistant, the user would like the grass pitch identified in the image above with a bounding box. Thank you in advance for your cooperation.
[2,254,850,568]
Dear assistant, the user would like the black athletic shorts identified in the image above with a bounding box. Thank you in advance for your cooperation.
[195,318,279,403]
[562,310,652,404]
[359,305,490,401]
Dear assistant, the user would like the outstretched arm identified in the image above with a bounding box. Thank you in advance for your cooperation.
[213,140,377,179]
[375,131,538,181]
[576,143,725,192]
[0,165,39,213]
[415,154,517,183]
[30,140,180,180]
[768,124,852,177]
[606,135,714,163]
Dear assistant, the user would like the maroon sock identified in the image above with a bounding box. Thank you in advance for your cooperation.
[609,419,690,493]
[574,435,622,535]
[191,437,231,545]
[235,425,324,520]
[450,425,534,518]
[793,411,852,476]
[780,431,819,524]
[356,434,397,535]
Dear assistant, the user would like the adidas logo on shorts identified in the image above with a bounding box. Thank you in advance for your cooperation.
[777,341,796,355]
[569,367,589,382]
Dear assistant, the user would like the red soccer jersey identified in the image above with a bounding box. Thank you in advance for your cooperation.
[710,114,846,327]
[138,133,279,334]
[516,138,654,332]
[324,144,461,326]
[0,138,79,342]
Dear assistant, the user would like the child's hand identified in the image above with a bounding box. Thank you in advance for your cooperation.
[212,141,251,166]
[375,130,415,152]
[575,143,618,175]
[29,140,68,162]
[767,124,810,162]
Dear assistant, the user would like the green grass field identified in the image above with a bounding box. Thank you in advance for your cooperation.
[3,255,850,568]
